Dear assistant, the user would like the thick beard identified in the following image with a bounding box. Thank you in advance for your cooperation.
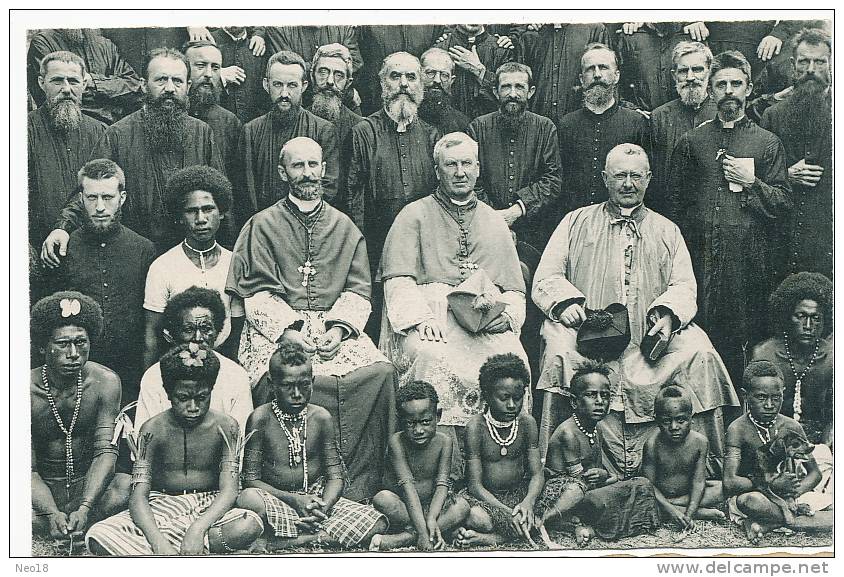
[289,180,323,201]
[142,93,189,153]
[310,88,343,123]
[47,97,82,132]
[785,79,830,136]
[677,81,708,108]
[81,207,122,237]
[717,96,743,122]
[583,83,615,107]
[500,99,527,133]
[271,102,301,127]
[385,95,419,125]
[189,83,219,116]
[418,86,450,121]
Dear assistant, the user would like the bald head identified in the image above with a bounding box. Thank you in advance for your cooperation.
[280,136,323,167]
[605,143,650,172]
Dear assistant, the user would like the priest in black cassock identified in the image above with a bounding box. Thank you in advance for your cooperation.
[42,48,223,261]
[227,137,396,502]
[240,50,339,218]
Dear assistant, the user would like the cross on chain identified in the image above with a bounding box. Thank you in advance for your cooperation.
[298,261,317,287]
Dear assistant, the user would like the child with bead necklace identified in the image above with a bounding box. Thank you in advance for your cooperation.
[236,342,387,550]
[539,362,660,547]
[723,360,829,544]
[455,354,544,548]
[371,381,470,551]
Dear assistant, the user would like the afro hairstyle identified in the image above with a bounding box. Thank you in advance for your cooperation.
[768,272,832,337]
[161,287,226,336]
[396,380,439,413]
[569,360,612,398]
[478,353,530,400]
[31,291,103,347]
[164,165,233,221]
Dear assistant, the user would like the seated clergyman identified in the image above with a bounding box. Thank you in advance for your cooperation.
[236,342,388,550]
[31,291,122,540]
[85,343,263,555]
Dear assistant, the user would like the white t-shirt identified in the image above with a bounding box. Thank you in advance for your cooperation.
[144,244,244,346]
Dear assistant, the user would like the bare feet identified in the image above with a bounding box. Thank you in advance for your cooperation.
[454,527,503,548]
[369,532,415,551]
[743,519,764,545]
[695,507,726,522]
[537,525,563,550]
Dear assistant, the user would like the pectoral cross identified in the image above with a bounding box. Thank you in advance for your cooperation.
[298,261,316,287]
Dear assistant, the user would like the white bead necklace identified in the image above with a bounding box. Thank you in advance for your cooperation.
[483,410,519,456]
[271,401,309,492]
[182,239,219,275]
[41,366,83,489]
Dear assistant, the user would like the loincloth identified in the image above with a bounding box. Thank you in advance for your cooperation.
[535,470,589,517]
[36,476,87,516]
[459,480,537,540]
[254,479,385,548]
[85,491,261,555]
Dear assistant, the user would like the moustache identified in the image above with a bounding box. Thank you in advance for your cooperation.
[797,72,827,85]
[390,90,418,103]
[718,95,742,106]
[586,80,611,90]
[681,79,704,88]
[275,96,292,104]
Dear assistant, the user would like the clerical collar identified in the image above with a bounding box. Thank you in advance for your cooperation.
[383,107,416,133]
[434,187,477,211]
[223,28,248,41]
[584,99,618,117]
[717,114,749,129]
[286,194,322,215]
[604,201,646,223]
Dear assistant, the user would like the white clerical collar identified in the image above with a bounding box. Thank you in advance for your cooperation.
[720,113,745,128]
[224,28,248,41]
[287,194,321,213]
[449,196,473,206]
[384,107,415,133]
[619,203,642,216]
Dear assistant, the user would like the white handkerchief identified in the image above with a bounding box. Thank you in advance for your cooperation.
[729,157,755,192]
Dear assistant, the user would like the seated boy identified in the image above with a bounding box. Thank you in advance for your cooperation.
[539,362,659,546]
[86,343,263,555]
[724,360,831,544]
[642,384,725,530]
[372,381,470,551]
[236,342,387,549]
[455,353,544,548]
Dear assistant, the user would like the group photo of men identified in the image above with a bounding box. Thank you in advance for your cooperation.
[21,12,833,556]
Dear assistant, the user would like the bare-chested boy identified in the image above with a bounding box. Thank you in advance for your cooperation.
[539,362,659,546]
[455,353,544,548]
[31,292,121,543]
[236,342,387,549]
[86,343,263,555]
[642,384,725,530]
[371,381,470,551]
[724,360,831,544]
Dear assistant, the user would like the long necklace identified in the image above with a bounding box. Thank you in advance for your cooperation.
[183,239,219,275]
[483,410,518,456]
[572,413,597,446]
[41,366,83,489]
[271,401,308,492]
[782,334,820,422]
[748,413,777,445]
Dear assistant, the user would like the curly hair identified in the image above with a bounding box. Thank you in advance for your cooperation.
[768,272,832,337]
[570,360,611,398]
[654,383,693,416]
[478,353,529,400]
[742,359,784,391]
[270,341,311,373]
[396,380,439,412]
[164,165,233,220]
[160,343,221,396]
[31,291,104,347]
[161,287,226,336]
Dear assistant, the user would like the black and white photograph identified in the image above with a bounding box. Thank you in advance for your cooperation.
[8,7,836,564]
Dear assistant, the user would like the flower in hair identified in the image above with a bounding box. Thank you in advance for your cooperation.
[179,342,207,367]
[60,298,82,318]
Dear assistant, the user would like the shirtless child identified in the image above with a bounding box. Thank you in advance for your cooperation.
[539,362,659,546]
[237,342,387,549]
[456,353,544,548]
[724,360,830,544]
[31,292,121,543]
[86,343,263,555]
[642,384,725,530]
[371,381,470,551]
